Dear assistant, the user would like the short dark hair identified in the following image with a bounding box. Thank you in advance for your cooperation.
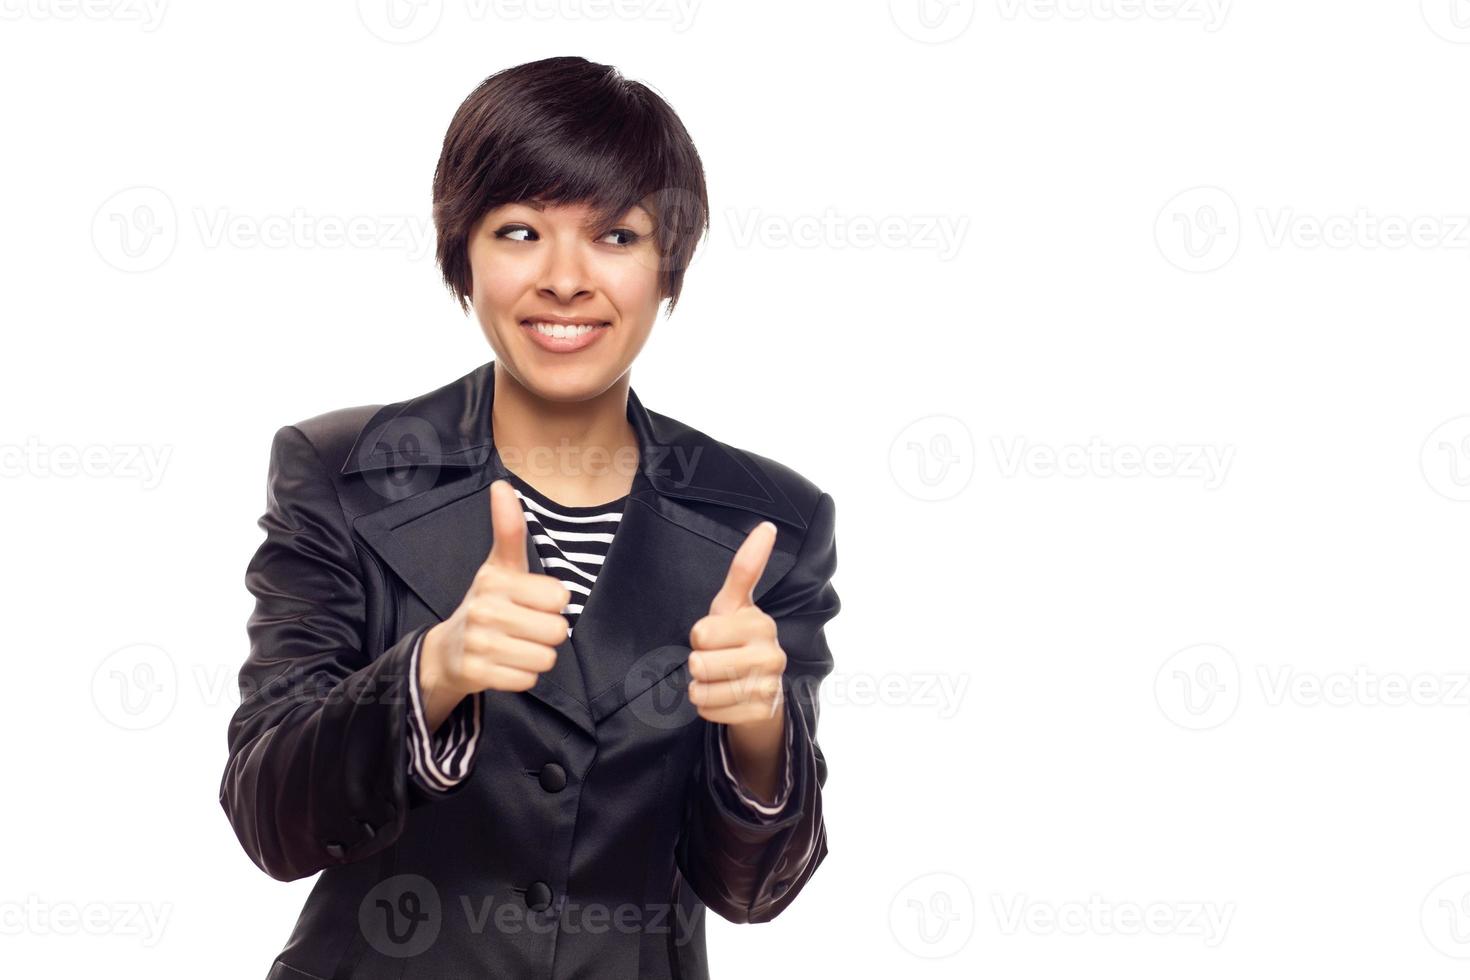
[432,56,710,316]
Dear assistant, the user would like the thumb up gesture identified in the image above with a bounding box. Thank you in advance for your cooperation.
[686,521,788,729]
[421,480,572,701]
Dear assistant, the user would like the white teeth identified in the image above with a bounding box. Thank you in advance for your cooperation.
[525,321,605,338]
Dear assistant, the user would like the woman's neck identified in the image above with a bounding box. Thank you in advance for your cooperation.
[490,363,639,506]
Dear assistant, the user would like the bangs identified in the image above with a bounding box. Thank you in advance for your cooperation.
[494,128,668,238]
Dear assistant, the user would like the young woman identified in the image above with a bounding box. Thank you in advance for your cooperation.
[219,56,840,980]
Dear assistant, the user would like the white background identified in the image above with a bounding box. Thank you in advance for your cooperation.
[4,0,1470,976]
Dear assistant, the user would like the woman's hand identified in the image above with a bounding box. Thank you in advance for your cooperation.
[687,521,789,803]
[420,479,571,730]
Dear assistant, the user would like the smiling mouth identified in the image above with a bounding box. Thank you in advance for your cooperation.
[521,319,611,337]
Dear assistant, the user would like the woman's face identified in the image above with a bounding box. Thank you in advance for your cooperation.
[467,198,665,402]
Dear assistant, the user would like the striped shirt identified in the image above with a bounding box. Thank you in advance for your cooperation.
[405,469,792,815]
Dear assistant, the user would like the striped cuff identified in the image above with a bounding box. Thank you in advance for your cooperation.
[717,709,795,818]
[406,631,482,793]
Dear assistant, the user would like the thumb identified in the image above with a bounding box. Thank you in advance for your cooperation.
[485,479,529,572]
[709,521,777,616]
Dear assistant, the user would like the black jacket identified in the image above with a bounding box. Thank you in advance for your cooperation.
[218,360,839,979]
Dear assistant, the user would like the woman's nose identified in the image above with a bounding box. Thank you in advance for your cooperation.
[537,239,594,304]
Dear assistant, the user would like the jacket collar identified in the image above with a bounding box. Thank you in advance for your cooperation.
[338,359,806,531]
[338,360,803,740]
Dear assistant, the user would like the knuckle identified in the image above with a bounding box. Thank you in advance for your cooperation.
[479,665,514,691]
[468,594,509,628]
[690,617,714,648]
[534,573,570,608]
[542,614,569,645]
[459,661,489,691]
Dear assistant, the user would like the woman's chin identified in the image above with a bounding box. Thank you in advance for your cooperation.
[512,362,623,404]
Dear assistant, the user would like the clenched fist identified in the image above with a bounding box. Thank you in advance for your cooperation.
[419,479,571,731]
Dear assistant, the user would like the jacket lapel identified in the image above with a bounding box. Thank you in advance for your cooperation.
[349,452,598,737]
[341,361,803,739]
[572,472,796,726]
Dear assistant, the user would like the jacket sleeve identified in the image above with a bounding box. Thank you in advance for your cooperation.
[675,490,839,923]
[218,423,479,883]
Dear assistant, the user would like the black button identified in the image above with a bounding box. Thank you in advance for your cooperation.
[324,841,346,860]
[538,763,567,793]
[525,881,553,911]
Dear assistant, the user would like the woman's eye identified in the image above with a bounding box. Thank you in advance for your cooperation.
[495,225,536,242]
[600,228,641,247]
[494,225,641,246]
